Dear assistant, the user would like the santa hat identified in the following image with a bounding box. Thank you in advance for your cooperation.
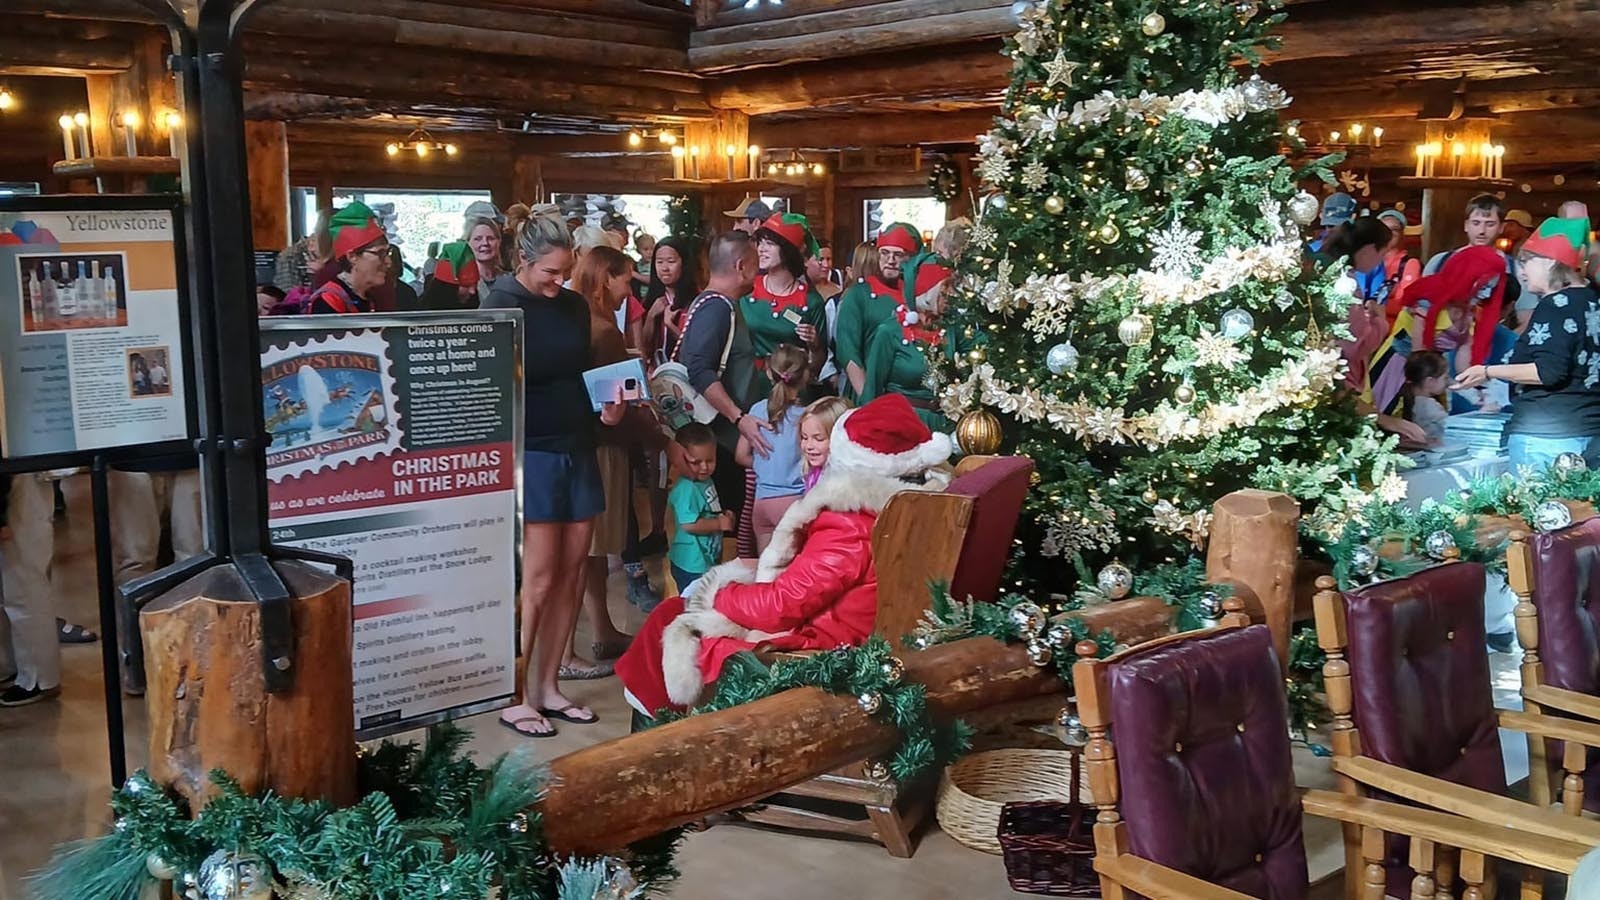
[876,222,924,255]
[755,212,820,258]
[431,241,479,287]
[827,393,952,478]
[330,201,387,259]
[1523,217,1589,270]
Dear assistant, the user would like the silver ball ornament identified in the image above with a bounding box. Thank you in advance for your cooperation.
[1008,600,1047,637]
[1140,11,1166,35]
[147,853,180,881]
[1349,545,1379,579]
[1534,500,1574,532]
[1424,530,1457,561]
[1220,308,1256,340]
[1234,0,1260,21]
[1555,452,1588,476]
[1045,622,1071,649]
[1097,562,1134,599]
[1125,166,1151,191]
[1198,591,1224,621]
[1118,312,1154,347]
[507,812,530,833]
[1043,195,1066,215]
[1175,382,1196,403]
[880,656,906,685]
[1184,158,1205,177]
[1288,191,1320,226]
[864,760,890,782]
[1046,341,1080,375]
[858,691,883,715]
[196,849,273,900]
[1027,640,1054,667]
[1056,708,1090,746]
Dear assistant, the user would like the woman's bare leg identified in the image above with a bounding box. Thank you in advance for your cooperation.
[534,518,598,716]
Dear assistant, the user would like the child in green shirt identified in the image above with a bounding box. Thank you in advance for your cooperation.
[667,424,731,594]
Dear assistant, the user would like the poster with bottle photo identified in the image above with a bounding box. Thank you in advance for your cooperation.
[0,199,190,459]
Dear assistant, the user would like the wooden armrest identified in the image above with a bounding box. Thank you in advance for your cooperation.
[1500,708,1600,750]
[1301,789,1591,874]
[1331,756,1600,844]
[1524,684,1600,722]
[1092,854,1253,900]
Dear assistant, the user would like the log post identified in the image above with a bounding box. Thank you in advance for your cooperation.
[1205,489,1300,673]
[140,560,356,810]
[244,120,291,252]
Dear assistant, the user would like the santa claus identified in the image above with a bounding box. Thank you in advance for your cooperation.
[617,392,953,717]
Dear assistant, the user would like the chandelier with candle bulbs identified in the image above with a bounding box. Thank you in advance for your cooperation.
[385,128,459,160]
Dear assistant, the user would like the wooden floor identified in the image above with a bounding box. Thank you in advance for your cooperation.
[0,476,1537,899]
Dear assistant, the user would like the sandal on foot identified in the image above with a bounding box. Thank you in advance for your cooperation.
[558,661,613,680]
[539,704,598,725]
[592,636,633,662]
[56,619,97,644]
[498,714,557,739]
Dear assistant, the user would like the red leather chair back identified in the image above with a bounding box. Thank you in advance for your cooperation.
[945,457,1033,606]
[1529,518,1600,811]
[1345,562,1505,795]
[1108,625,1308,900]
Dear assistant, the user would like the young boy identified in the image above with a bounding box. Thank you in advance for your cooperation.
[667,424,731,595]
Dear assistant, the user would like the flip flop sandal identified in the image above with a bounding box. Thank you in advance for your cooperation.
[56,619,98,644]
[498,715,557,739]
[539,704,599,725]
[558,662,614,680]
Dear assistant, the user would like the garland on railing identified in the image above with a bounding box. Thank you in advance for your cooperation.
[30,725,650,900]
[1309,456,1600,589]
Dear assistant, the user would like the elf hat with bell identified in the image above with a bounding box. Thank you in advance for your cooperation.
[876,222,924,255]
[902,251,954,306]
[330,201,387,259]
[431,241,480,287]
[828,393,953,478]
[1522,217,1590,270]
[756,212,821,258]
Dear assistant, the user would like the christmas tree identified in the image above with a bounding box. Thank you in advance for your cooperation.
[936,0,1401,599]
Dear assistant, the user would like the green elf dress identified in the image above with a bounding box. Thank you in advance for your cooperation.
[859,253,958,432]
[739,212,828,396]
[833,222,925,402]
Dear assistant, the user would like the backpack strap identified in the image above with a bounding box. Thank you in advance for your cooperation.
[312,282,354,314]
[675,291,737,370]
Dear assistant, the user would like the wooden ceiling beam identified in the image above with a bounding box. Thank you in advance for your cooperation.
[690,4,1015,72]
[268,0,686,49]
[0,33,134,75]
[710,43,1008,113]
[1267,0,1600,63]
[751,109,995,149]
[694,0,1008,47]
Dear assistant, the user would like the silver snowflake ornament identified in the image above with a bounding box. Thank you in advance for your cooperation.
[971,222,998,249]
[1021,160,1050,190]
[1149,218,1204,278]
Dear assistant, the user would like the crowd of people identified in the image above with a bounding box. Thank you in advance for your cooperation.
[244,195,969,737]
[1325,191,1600,474]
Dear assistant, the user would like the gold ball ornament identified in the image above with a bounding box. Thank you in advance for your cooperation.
[1096,221,1121,244]
[1141,11,1166,35]
[1043,195,1066,214]
[1175,382,1196,403]
[956,408,1004,455]
[1117,312,1154,347]
[1142,488,1159,503]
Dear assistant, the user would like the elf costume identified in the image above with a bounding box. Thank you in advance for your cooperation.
[833,222,925,401]
[307,202,386,315]
[740,212,828,396]
[860,252,959,432]
[417,240,481,311]
[615,393,953,715]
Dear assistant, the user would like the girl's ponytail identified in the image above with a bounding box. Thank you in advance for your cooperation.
[765,343,812,428]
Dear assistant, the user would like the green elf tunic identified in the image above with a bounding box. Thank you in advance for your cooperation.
[739,273,828,397]
[834,274,906,401]
[859,304,956,433]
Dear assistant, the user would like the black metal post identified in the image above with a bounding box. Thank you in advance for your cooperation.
[89,457,127,788]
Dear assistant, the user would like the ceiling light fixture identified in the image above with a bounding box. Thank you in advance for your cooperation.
[386,127,459,160]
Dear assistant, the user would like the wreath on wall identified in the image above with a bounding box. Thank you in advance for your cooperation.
[928,159,962,204]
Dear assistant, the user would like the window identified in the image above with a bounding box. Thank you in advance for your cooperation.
[864,198,946,244]
[552,193,674,246]
[0,182,40,196]
[293,188,493,273]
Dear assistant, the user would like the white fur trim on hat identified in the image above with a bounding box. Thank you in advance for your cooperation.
[828,407,954,478]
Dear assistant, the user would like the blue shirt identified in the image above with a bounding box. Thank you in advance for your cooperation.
[668,476,722,573]
[749,399,805,500]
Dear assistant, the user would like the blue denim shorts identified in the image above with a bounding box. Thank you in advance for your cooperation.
[524,449,605,524]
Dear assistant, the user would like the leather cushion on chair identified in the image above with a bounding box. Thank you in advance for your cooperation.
[945,457,1033,606]
[1109,625,1308,900]
[1344,562,1505,796]
[1530,519,1600,812]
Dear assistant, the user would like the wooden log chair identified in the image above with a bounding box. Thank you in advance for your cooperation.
[1508,520,1600,814]
[1313,563,1600,898]
[1073,623,1593,900]
[737,454,1035,857]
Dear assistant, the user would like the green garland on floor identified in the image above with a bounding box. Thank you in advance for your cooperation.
[1309,459,1600,589]
[655,637,973,784]
[29,725,648,900]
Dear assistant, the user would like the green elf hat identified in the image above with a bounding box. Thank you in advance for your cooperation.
[755,212,820,259]
[876,222,924,255]
[1523,216,1590,270]
[330,201,387,259]
[901,250,953,309]
[431,241,480,288]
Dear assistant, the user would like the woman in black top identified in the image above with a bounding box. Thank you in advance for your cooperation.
[1453,217,1600,469]
[642,236,700,362]
[483,209,623,738]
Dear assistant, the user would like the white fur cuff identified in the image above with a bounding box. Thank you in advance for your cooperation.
[681,560,757,612]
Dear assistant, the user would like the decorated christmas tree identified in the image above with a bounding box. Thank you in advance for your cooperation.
[936,0,1401,601]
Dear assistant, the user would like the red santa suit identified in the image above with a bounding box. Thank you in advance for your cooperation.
[616,393,954,714]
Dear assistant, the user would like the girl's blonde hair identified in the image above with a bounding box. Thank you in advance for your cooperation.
[798,396,851,472]
[765,344,813,427]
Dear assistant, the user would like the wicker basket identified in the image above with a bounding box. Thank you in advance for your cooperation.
[935,748,1091,854]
